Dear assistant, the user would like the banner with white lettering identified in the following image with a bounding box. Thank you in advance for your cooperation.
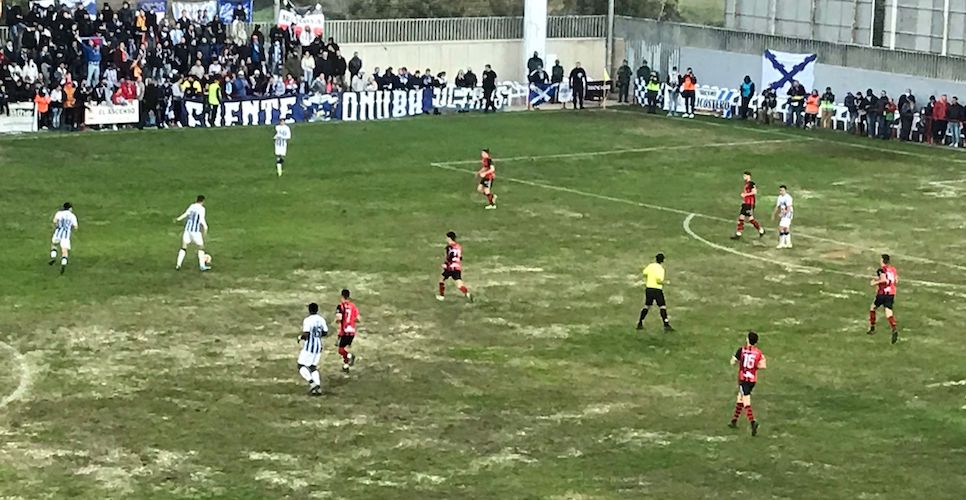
[180,85,523,127]
[217,0,252,22]
[172,0,218,22]
[635,78,739,117]
[0,103,38,133]
[138,0,168,22]
[276,9,325,40]
[85,102,140,125]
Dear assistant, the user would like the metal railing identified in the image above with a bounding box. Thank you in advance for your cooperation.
[317,15,607,44]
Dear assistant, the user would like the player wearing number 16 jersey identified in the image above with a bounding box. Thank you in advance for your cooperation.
[437,231,472,301]
[729,331,766,436]
[274,123,291,177]
[868,254,899,344]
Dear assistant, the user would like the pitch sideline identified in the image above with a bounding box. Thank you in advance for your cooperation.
[0,340,31,411]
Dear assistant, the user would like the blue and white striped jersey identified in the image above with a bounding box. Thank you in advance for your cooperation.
[301,314,328,354]
[52,210,77,240]
[181,203,207,233]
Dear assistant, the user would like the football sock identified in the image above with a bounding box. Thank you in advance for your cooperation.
[486,193,495,204]
[751,219,762,231]
[438,282,445,296]
[276,164,282,176]
[299,366,312,382]
[50,248,57,260]
[338,347,349,364]
[869,310,876,327]
[310,370,320,386]
[786,234,792,245]
[732,402,744,422]
[177,248,186,268]
[887,316,897,330]
[61,256,68,267]
[736,219,745,234]
[659,309,669,325]
[638,307,649,323]
[745,405,755,422]
[197,250,206,268]
[459,285,469,296]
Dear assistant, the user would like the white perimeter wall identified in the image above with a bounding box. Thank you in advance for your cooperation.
[341,39,606,82]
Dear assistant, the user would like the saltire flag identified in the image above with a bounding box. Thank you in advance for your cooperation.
[761,50,817,94]
[529,82,557,107]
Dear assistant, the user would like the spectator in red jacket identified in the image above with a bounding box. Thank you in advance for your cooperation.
[933,95,949,144]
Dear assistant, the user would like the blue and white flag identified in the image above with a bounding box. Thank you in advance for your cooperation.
[217,0,252,23]
[138,0,167,22]
[529,82,557,107]
[762,50,817,94]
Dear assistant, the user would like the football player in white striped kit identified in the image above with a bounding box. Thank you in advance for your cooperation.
[298,302,328,396]
[274,123,291,177]
[50,202,78,274]
[174,195,210,271]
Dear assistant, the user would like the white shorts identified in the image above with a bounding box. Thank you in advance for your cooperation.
[275,145,287,157]
[51,236,71,250]
[779,216,793,228]
[297,349,321,367]
[182,231,204,247]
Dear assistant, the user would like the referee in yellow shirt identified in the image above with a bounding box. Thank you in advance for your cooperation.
[637,253,674,332]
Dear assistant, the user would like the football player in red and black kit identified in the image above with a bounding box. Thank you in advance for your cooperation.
[729,331,766,436]
[868,254,899,344]
[476,149,497,209]
[335,288,360,373]
[731,171,766,240]
[437,231,472,301]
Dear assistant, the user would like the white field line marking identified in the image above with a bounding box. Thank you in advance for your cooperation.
[683,214,823,275]
[927,179,966,188]
[0,341,31,410]
[433,139,796,166]
[604,107,966,165]
[684,214,962,288]
[430,161,966,288]
[430,161,966,273]
[926,379,966,388]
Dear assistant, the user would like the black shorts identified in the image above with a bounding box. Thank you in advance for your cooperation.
[739,381,756,396]
[644,288,666,307]
[739,203,755,217]
[873,294,895,309]
[338,335,354,348]
[480,178,493,189]
[442,270,462,281]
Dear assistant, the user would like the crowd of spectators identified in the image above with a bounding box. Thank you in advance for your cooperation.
[0,2,502,129]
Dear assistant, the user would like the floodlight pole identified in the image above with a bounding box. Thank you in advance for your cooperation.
[606,0,615,78]
[274,0,280,23]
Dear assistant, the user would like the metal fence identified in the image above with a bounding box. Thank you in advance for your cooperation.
[315,15,607,43]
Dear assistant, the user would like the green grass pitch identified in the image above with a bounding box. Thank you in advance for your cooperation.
[2,108,966,499]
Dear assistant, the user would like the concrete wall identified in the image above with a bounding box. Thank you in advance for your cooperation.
[724,0,874,45]
[641,46,966,100]
[616,17,966,83]
[341,38,606,82]
[884,0,966,57]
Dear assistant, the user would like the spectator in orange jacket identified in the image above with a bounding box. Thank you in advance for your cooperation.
[804,90,820,129]
[34,89,51,129]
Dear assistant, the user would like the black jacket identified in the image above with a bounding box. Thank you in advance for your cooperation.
[348,56,362,75]
[947,103,965,121]
[482,70,496,90]
[464,71,478,88]
[569,67,587,88]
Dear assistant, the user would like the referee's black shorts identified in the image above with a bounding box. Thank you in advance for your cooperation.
[644,287,666,307]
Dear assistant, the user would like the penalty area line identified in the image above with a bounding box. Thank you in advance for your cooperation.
[429,161,966,289]
[0,341,31,411]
